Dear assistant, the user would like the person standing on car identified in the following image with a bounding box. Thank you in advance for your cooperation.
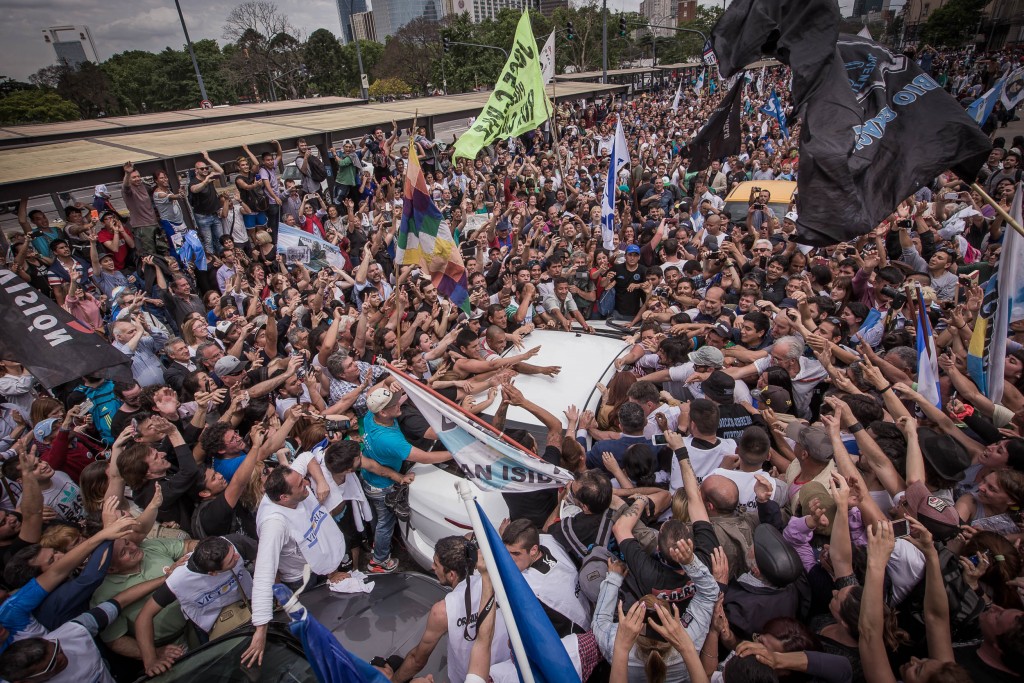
[360,385,452,574]
[242,465,349,668]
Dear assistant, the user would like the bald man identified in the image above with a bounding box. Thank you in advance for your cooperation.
[701,475,753,581]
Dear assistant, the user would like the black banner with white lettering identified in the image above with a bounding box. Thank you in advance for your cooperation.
[686,77,744,172]
[710,0,991,245]
[0,269,131,388]
[792,36,991,245]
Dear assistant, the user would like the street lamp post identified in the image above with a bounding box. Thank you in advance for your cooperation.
[173,0,209,103]
[342,0,368,99]
[602,0,609,84]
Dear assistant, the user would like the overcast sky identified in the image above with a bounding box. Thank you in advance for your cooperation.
[3,0,861,82]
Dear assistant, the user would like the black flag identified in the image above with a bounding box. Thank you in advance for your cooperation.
[711,0,991,245]
[0,269,131,388]
[793,36,991,245]
[686,76,745,172]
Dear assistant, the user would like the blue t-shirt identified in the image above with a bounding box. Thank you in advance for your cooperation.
[0,577,48,651]
[359,414,412,489]
[213,453,247,482]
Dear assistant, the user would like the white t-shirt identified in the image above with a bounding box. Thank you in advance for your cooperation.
[709,468,788,511]
[668,436,737,490]
[667,362,754,404]
[34,471,84,525]
[752,355,828,419]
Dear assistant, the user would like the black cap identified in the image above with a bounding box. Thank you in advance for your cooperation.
[917,427,971,480]
[701,370,735,404]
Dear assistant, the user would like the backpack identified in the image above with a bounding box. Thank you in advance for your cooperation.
[306,154,328,184]
[560,510,615,604]
[244,173,269,213]
[73,381,121,446]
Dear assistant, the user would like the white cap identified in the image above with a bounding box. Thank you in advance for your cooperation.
[784,211,799,223]
[95,184,109,196]
[366,387,405,414]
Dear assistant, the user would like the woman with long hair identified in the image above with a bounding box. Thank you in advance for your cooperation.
[596,371,638,430]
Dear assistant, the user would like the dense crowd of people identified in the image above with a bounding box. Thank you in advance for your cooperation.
[0,42,1023,683]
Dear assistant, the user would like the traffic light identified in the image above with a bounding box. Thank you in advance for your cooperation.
[566,21,574,41]
[442,36,451,53]
[618,16,628,37]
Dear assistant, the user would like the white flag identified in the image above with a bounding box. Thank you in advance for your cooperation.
[540,30,556,84]
[671,79,683,113]
[756,66,765,95]
[857,25,873,39]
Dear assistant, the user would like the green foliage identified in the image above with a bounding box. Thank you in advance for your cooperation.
[304,29,346,95]
[651,5,721,65]
[922,0,986,46]
[342,40,384,94]
[368,77,412,100]
[0,89,79,125]
[376,17,441,95]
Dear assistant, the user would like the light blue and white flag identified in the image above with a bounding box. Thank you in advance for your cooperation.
[968,183,1024,403]
[756,65,765,95]
[759,87,790,139]
[600,118,629,250]
[967,78,1005,128]
[390,368,573,491]
[694,69,705,97]
[671,78,683,113]
[915,287,942,410]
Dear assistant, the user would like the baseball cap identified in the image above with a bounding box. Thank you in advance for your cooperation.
[916,427,971,481]
[215,320,237,338]
[95,184,109,196]
[784,211,799,223]
[757,386,793,414]
[33,418,59,442]
[904,481,961,538]
[625,244,642,254]
[98,252,115,262]
[214,355,248,377]
[708,322,733,339]
[701,370,735,404]
[785,421,834,462]
[688,345,724,368]
[366,387,406,414]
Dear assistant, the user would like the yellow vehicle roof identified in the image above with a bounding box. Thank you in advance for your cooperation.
[724,180,798,203]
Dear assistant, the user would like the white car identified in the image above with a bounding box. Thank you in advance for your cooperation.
[401,329,631,571]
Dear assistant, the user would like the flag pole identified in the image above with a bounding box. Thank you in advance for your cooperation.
[971,182,1024,239]
[456,481,536,683]
[383,361,539,457]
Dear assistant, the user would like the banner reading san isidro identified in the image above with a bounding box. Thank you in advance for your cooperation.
[452,9,550,160]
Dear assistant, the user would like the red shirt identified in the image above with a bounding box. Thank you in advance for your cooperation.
[300,215,326,239]
[97,227,131,270]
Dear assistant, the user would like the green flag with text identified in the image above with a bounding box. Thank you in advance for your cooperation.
[452,10,550,160]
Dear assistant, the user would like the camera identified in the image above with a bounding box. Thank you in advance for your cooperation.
[325,419,351,433]
[880,285,907,309]
[753,203,765,210]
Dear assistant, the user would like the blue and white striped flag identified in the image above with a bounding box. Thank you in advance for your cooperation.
[967,78,1005,128]
[694,69,705,97]
[601,118,629,251]
[915,288,942,409]
[390,369,573,491]
[759,87,789,139]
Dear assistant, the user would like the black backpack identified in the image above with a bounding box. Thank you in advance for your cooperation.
[306,155,328,184]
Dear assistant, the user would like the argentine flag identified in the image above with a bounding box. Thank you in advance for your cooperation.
[967,78,1005,128]
[601,119,629,251]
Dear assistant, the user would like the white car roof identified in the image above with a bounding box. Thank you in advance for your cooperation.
[480,329,630,429]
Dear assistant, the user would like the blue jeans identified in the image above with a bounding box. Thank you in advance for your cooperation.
[193,212,222,255]
[364,484,396,563]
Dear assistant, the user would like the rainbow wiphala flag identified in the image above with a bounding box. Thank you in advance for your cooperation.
[395,146,469,311]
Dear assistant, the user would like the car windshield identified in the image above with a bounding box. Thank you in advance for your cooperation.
[723,201,792,224]
[146,634,315,683]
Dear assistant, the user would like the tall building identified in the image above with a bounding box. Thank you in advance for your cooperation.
[640,0,678,37]
[442,0,535,23]
[373,0,442,40]
[851,0,884,19]
[351,11,377,43]
[538,0,568,17]
[40,25,99,68]
[336,0,369,45]
[678,0,697,23]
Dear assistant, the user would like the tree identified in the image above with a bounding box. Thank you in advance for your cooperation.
[341,39,384,95]
[304,29,346,95]
[368,77,411,100]
[0,89,79,125]
[651,5,721,65]
[29,65,64,90]
[922,0,985,46]
[54,62,118,119]
[376,17,441,95]
[223,1,306,100]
